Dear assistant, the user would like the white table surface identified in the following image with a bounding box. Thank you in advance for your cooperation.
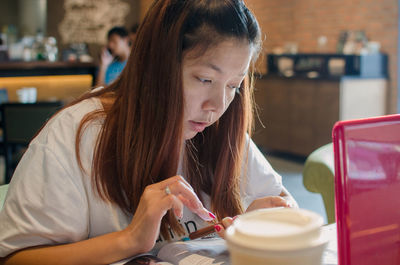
[322,223,338,265]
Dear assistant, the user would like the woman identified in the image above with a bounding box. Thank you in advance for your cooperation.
[0,0,296,264]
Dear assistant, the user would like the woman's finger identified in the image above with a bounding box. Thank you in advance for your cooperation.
[161,194,184,219]
[167,194,183,219]
[168,180,202,209]
[157,175,191,190]
[176,194,194,209]
[157,176,215,221]
[246,196,291,213]
[174,175,194,191]
[221,217,234,229]
[169,184,214,221]
[214,223,225,238]
[272,196,291,207]
[214,217,234,239]
[174,193,215,221]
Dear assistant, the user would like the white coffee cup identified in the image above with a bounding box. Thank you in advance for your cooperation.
[225,208,328,265]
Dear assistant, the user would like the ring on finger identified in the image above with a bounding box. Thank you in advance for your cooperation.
[165,185,172,195]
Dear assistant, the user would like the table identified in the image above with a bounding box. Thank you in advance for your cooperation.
[116,223,339,265]
[321,223,338,265]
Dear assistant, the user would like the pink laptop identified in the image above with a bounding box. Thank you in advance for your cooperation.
[332,114,400,265]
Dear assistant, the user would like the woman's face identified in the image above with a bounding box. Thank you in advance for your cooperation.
[182,39,253,140]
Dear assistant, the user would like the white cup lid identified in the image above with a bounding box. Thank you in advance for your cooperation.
[226,208,325,251]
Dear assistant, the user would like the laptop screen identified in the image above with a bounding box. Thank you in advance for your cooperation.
[333,114,400,265]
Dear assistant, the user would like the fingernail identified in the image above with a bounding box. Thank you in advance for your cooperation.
[209,212,216,219]
[214,224,222,232]
[233,215,238,220]
[199,210,213,221]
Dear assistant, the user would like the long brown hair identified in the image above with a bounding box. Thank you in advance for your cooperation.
[74,0,261,240]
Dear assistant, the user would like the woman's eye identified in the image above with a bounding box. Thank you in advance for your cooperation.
[198,77,212,84]
[228,85,241,94]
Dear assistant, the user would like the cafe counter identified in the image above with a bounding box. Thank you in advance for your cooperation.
[252,53,388,156]
[0,61,97,102]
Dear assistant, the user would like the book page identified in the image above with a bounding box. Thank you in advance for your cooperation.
[111,254,173,265]
[157,238,229,265]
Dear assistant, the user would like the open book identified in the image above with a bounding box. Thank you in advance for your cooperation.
[112,238,229,265]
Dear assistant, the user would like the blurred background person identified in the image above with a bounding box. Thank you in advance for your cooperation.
[96,26,130,86]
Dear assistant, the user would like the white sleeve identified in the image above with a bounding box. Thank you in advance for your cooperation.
[240,137,283,210]
[0,142,89,257]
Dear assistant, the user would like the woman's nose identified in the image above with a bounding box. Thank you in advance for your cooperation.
[202,85,226,113]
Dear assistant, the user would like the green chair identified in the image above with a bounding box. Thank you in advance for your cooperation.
[302,143,335,224]
[0,184,8,211]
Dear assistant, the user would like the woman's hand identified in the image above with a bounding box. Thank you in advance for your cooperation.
[214,189,298,238]
[246,188,298,212]
[214,217,235,239]
[245,195,291,212]
[122,175,215,254]
[214,197,290,238]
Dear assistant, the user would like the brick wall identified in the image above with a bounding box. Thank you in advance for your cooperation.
[246,0,398,113]
[47,0,140,64]
[139,0,398,113]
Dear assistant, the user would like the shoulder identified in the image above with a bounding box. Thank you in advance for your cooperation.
[240,136,283,207]
[28,97,104,175]
[54,97,102,126]
[35,97,102,144]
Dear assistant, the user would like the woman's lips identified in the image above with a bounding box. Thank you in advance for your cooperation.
[189,121,209,132]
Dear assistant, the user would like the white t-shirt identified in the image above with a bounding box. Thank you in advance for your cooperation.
[0,97,283,257]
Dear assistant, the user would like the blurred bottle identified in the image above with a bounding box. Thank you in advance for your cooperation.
[5,25,18,47]
[21,36,35,62]
[45,37,58,62]
[0,26,8,48]
[3,24,23,61]
[336,31,348,54]
[32,30,46,61]
[354,31,368,55]
[0,33,9,62]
